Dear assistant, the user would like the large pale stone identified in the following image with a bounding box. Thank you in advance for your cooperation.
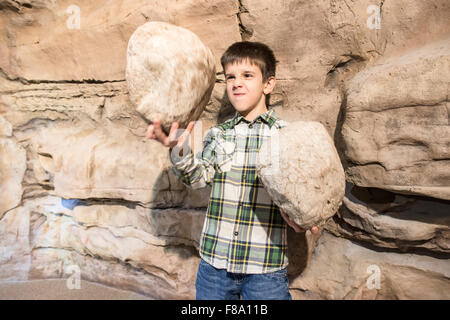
[256,121,345,229]
[126,21,216,133]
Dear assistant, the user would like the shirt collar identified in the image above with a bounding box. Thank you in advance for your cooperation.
[230,109,278,129]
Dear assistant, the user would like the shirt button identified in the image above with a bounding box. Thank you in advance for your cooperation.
[234,231,239,236]
[249,124,253,128]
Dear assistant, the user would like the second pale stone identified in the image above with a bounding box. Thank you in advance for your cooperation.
[256,121,346,230]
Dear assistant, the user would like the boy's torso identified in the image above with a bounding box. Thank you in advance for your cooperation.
[199,109,290,274]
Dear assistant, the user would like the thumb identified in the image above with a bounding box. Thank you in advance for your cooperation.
[167,122,179,143]
[177,121,195,146]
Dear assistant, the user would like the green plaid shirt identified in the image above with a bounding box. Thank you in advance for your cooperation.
[170,109,289,274]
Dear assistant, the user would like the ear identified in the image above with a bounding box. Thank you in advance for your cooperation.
[263,76,276,95]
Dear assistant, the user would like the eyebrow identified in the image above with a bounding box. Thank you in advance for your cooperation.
[225,70,256,77]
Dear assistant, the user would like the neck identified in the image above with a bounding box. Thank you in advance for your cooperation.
[241,100,268,122]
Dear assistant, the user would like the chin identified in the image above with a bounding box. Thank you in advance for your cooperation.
[233,104,251,114]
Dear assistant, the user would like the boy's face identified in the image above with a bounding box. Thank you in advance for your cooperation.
[224,59,275,117]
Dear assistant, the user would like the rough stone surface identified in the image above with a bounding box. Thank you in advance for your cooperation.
[238,0,450,135]
[326,183,450,255]
[290,231,450,300]
[0,138,26,219]
[33,124,186,207]
[0,196,205,298]
[126,21,216,133]
[343,38,450,200]
[257,121,345,229]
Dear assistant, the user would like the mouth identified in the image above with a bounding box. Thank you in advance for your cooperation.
[233,93,245,96]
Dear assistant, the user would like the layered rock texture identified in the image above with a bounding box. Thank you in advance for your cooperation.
[343,39,450,200]
[1,0,449,299]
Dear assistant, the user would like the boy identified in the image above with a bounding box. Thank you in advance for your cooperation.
[147,41,318,300]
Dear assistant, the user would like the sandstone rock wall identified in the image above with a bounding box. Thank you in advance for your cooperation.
[1,0,449,299]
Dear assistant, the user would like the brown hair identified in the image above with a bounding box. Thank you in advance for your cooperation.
[220,41,277,81]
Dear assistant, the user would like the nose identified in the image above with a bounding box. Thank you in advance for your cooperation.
[232,77,243,90]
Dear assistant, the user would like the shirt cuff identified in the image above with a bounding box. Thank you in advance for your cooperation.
[169,146,194,170]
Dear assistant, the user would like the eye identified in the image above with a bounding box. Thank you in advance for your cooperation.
[226,75,235,81]
[244,73,253,78]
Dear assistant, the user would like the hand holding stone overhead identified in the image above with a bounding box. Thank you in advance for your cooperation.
[146,119,195,156]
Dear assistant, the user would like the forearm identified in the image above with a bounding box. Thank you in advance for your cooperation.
[170,146,214,189]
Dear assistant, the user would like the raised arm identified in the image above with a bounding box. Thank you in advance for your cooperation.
[147,119,217,189]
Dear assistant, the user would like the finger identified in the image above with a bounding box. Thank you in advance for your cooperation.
[311,226,319,235]
[280,211,304,233]
[178,121,195,145]
[288,222,300,232]
[281,211,295,225]
[168,122,179,142]
[167,122,180,148]
[186,121,195,133]
[280,210,292,224]
[290,223,302,233]
[146,124,155,139]
[152,119,168,144]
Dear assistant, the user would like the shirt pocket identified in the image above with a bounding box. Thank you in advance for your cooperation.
[214,133,236,173]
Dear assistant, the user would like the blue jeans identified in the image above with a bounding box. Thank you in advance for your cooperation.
[195,259,292,300]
